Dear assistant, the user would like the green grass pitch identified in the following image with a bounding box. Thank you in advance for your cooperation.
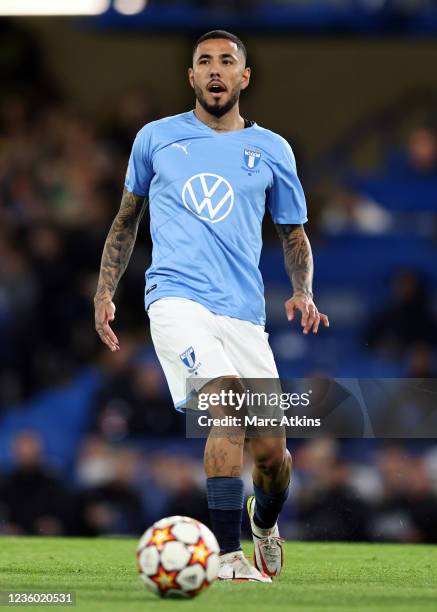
[0,537,436,611]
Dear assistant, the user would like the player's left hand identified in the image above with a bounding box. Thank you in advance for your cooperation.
[285,293,329,334]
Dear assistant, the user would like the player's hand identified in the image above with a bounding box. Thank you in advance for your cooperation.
[94,296,120,351]
[285,293,329,334]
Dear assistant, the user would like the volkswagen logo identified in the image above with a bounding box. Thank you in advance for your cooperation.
[182,173,234,223]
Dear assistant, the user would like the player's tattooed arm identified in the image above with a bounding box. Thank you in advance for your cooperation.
[275,223,329,334]
[94,189,148,351]
[275,223,314,298]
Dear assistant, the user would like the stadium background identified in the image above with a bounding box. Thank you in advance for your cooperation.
[1,1,437,544]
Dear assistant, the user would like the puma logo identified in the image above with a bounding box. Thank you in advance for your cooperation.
[171,142,191,155]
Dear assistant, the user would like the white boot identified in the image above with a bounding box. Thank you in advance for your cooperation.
[247,495,284,577]
[218,550,272,583]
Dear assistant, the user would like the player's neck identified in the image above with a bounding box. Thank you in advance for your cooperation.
[194,103,245,132]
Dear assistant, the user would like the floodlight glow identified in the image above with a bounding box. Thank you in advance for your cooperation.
[114,0,147,15]
[0,0,111,16]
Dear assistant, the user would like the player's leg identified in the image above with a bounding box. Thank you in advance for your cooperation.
[249,436,292,504]
[219,314,290,576]
[250,435,291,502]
[202,376,246,556]
[246,434,291,576]
[202,375,271,583]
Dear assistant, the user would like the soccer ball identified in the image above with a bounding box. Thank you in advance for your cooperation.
[136,515,220,598]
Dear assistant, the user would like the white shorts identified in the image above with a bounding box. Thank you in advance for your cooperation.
[148,298,279,410]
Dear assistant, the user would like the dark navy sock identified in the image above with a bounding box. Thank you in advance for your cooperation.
[207,477,244,554]
[253,481,290,530]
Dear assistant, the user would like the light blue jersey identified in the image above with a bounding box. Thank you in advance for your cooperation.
[125,110,307,325]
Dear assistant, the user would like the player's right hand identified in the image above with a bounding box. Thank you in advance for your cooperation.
[94,297,120,352]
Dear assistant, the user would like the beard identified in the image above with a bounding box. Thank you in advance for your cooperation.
[193,82,241,118]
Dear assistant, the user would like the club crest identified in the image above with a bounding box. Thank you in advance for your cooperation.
[244,147,261,170]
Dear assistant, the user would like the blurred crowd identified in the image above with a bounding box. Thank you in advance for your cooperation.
[1,23,437,542]
[1,431,437,543]
[318,123,437,236]
[0,84,161,406]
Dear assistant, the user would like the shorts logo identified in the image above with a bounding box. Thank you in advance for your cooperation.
[244,147,261,169]
[182,173,234,223]
[180,346,196,369]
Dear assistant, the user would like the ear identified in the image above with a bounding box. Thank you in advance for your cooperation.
[240,66,251,91]
[188,67,194,89]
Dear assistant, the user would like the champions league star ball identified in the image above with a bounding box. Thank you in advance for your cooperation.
[137,516,220,598]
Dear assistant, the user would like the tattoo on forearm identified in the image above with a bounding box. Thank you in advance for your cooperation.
[275,224,313,297]
[95,189,147,301]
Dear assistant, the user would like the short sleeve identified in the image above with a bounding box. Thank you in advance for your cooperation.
[267,137,307,224]
[124,125,154,196]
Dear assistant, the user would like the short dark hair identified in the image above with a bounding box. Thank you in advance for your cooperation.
[193,30,247,63]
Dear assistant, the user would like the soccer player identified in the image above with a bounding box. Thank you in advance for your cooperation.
[94,30,329,582]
